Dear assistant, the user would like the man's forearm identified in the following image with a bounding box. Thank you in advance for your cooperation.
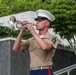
[31,31,52,50]
[12,31,24,51]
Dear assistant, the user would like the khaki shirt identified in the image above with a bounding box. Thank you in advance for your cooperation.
[22,32,58,69]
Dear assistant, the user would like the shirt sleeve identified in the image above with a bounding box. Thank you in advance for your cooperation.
[22,40,29,50]
[43,35,58,49]
[50,36,58,49]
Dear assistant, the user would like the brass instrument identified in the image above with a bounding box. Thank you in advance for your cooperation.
[9,16,36,29]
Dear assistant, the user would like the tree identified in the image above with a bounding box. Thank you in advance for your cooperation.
[0,26,32,39]
[49,0,76,49]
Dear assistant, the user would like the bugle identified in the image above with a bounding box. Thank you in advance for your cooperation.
[9,16,36,29]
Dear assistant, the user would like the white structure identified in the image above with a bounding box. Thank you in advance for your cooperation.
[0,11,70,46]
[0,11,37,30]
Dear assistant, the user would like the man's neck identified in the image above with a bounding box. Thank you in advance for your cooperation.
[39,29,48,35]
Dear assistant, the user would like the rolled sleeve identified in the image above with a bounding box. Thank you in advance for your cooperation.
[22,40,29,50]
[43,36,58,49]
[50,37,58,49]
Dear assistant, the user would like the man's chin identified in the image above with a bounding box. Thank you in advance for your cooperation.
[36,27,41,30]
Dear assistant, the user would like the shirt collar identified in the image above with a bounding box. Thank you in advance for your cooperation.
[32,31,51,40]
[42,32,51,39]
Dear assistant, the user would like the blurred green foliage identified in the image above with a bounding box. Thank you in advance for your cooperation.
[0,26,32,39]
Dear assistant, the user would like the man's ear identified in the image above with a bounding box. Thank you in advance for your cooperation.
[45,20,51,27]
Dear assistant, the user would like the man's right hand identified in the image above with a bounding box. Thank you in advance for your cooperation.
[20,21,29,33]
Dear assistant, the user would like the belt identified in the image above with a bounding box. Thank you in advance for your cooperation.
[30,66,52,70]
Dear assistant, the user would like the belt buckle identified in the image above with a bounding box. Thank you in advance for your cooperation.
[40,66,43,70]
[30,66,51,70]
[40,66,51,70]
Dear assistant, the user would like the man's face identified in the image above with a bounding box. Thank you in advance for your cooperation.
[36,19,47,30]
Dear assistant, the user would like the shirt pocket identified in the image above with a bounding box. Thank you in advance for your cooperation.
[28,40,36,52]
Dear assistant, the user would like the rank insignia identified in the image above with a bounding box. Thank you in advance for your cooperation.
[51,37,56,44]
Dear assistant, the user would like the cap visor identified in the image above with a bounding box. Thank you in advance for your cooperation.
[34,16,48,21]
[34,18,38,21]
